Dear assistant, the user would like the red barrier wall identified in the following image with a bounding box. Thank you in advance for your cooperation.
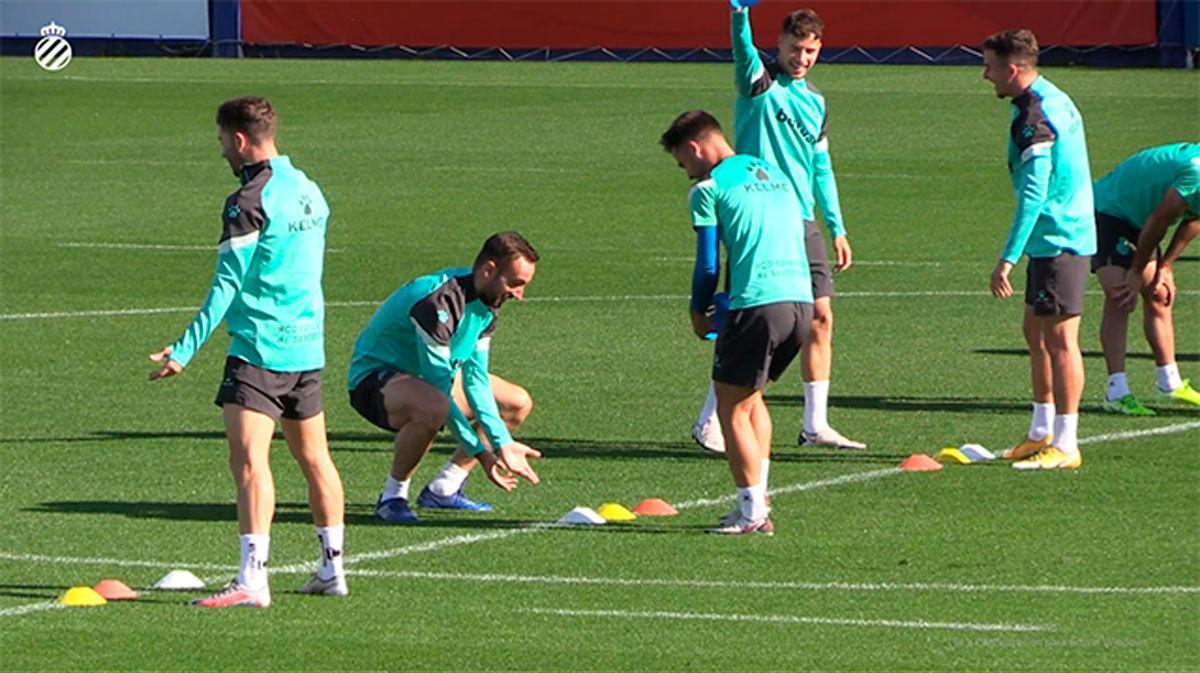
[242,1,1158,49]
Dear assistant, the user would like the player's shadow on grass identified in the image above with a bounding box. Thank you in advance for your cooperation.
[764,393,1032,415]
[0,583,62,600]
[23,500,386,526]
[974,348,1199,363]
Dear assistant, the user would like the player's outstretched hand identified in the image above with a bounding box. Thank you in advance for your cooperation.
[499,441,542,485]
[833,235,853,272]
[729,0,760,10]
[148,347,183,381]
[990,260,1014,298]
[479,450,518,492]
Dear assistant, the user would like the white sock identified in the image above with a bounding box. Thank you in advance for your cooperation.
[238,534,270,590]
[803,380,830,434]
[759,457,770,492]
[1156,363,1183,392]
[1053,414,1079,454]
[696,382,718,428]
[1106,373,1130,401]
[381,476,409,501]
[428,461,470,497]
[315,525,344,580]
[736,485,769,522]
[1029,402,1055,441]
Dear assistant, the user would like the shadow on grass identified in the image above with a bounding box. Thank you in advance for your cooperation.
[0,584,61,600]
[974,347,1198,363]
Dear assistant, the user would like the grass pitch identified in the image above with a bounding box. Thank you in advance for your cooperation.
[1,57,1198,671]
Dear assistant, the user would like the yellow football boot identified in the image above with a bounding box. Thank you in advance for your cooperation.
[1012,447,1082,471]
[1002,434,1053,460]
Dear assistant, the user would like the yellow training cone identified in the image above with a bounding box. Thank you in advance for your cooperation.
[937,447,971,465]
[59,586,107,607]
[596,502,637,522]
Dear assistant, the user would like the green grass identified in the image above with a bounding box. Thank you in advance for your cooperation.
[1,57,1198,671]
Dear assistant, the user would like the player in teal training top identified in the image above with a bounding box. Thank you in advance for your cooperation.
[982,30,1097,471]
[348,232,542,524]
[662,110,813,535]
[1091,142,1200,414]
[691,4,864,457]
[149,97,347,607]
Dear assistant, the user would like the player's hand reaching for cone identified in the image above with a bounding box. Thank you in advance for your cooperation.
[499,441,542,485]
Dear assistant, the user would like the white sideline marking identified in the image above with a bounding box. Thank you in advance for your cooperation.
[0,602,66,618]
[321,568,1200,596]
[57,242,344,254]
[1077,421,1200,445]
[673,467,901,510]
[6,289,1198,321]
[522,607,1053,633]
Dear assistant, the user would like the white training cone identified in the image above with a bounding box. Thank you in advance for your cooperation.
[153,570,206,590]
[557,507,606,525]
[959,443,996,462]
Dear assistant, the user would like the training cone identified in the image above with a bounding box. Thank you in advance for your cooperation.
[93,579,138,601]
[632,498,678,517]
[900,453,943,472]
[936,447,971,465]
[596,503,637,522]
[59,585,107,607]
[153,570,206,591]
[557,507,606,525]
[958,443,996,462]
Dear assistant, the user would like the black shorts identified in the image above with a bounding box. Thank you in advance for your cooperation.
[1091,211,1155,272]
[713,301,814,389]
[1026,253,1089,316]
[213,356,323,421]
[804,219,835,299]
[349,369,399,432]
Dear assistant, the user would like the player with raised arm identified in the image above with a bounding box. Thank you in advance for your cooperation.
[150,96,347,607]
[692,1,864,455]
[663,110,813,535]
[1092,142,1200,414]
[982,30,1096,470]
[348,232,542,524]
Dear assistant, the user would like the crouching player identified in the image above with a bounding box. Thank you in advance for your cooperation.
[348,232,542,523]
[1092,142,1200,414]
[661,110,812,535]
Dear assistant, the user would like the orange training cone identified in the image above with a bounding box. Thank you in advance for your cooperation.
[633,498,679,516]
[900,453,943,472]
[93,579,138,601]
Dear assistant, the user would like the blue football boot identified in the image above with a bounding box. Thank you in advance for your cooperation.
[375,496,419,524]
[416,478,493,512]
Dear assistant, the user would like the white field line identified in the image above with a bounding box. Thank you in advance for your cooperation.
[521,607,1053,633]
[673,467,901,510]
[325,568,1200,596]
[0,602,66,618]
[1077,421,1200,445]
[6,289,1198,321]
[57,242,344,253]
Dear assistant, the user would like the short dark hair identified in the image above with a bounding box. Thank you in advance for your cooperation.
[782,9,824,40]
[474,231,539,270]
[659,110,722,152]
[982,29,1039,66]
[216,96,277,143]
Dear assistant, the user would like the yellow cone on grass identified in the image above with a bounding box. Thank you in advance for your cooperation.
[59,586,107,607]
[596,502,637,522]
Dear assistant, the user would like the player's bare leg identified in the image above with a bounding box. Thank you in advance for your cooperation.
[283,411,348,596]
[1096,265,1154,415]
[798,296,864,449]
[708,382,773,535]
[373,375,449,524]
[193,404,275,607]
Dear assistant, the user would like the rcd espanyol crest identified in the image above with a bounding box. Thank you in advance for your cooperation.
[34,22,72,72]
